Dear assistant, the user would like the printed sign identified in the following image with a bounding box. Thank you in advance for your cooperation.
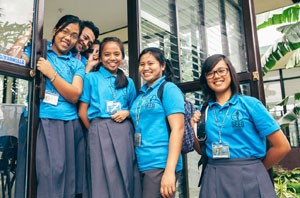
[0,53,26,66]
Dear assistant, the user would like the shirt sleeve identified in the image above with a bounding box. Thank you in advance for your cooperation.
[127,78,137,108]
[80,75,91,104]
[74,61,85,79]
[162,82,185,116]
[244,96,280,137]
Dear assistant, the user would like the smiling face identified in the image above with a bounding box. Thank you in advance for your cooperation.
[100,41,123,74]
[206,59,232,96]
[139,52,165,87]
[76,27,95,52]
[52,23,80,56]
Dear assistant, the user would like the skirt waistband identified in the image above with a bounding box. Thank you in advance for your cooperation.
[208,158,261,165]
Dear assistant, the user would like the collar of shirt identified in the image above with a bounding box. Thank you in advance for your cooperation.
[208,93,239,108]
[139,76,166,94]
[99,66,117,79]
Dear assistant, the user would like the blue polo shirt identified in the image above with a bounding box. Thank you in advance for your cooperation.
[130,77,185,172]
[39,48,85,120]
[80,66,136,119]
[205,94,280,159]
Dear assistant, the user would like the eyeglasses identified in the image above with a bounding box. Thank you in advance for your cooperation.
[60,29,79,40]
[205,67,229,79]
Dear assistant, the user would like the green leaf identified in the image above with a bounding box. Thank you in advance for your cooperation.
[295,93,300,100]
[278,110,298,128]
[257,5,300,30]
[277,96,290,106]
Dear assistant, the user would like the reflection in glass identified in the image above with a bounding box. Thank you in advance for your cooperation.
[0,0,34,67]
[0,75,29,198]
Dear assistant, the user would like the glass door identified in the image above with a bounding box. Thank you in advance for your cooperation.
[0,0,44,197]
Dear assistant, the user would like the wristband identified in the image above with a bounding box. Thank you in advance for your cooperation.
[50,71,58,82]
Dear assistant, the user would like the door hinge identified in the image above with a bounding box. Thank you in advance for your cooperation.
[29,69,36,78]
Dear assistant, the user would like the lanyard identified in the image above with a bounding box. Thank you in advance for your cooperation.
[212,104,231,143]
[106,77,117,100]
[135,94,147,128]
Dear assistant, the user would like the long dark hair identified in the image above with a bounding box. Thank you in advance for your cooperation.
[100,37,128,89]
[51,15,81,44]
[138,47,174,82]
[200,54,240,101]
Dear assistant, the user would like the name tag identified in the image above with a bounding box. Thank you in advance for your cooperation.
[212,142,230,159]
[134,132,142,147]
[106,101,121,115]
[43,92,59,106]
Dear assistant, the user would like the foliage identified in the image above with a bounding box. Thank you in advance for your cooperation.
[273,166,300,198]
[275,92,300,129]
[0,21,30,53]
[257,4,300,74]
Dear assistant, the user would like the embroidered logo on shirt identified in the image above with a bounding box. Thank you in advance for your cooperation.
[144,95,158,109]
[231,110,244,127]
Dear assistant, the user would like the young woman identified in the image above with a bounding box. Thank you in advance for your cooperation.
[191,54,291,198]
[130,47,185,198]
[78,37,141,198]
[35,15,86,198]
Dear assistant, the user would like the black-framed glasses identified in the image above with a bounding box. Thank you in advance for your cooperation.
[205,67,229,79]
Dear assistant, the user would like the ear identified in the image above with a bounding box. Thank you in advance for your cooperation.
[52,28,57,36]
[161,63,166,71]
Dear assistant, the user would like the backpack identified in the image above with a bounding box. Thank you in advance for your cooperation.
[157,81,196,154]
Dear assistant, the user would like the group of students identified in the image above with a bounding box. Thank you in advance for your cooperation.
[29,14,291,198]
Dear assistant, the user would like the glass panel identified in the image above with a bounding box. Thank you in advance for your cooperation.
[140,0,180,83]
[0,0,34,67]
[282,67,300,78]
[205,0,247,72]
[240,83,251,96]
[263,69,280,81]
[264,81,283,120]
[0,74,29,197]
[284,78,300,98]
[177,0,204,82]
[225,1,247,72]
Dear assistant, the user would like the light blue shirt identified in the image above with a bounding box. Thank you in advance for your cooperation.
[39,48,85,120]
[80,66,136,119]
[205,94,280,159]
[130,76,185,172]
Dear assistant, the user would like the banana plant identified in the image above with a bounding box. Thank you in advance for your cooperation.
[276,92,300,129]
[257,4,300,75]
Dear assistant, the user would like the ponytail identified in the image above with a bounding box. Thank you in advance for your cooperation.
[115,69,128,89]
[164,59,174,82]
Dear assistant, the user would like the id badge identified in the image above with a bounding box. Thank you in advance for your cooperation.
[106,101,121,114]
[134,132,142,147]
[43,92,59,106]
[212,142,230,159]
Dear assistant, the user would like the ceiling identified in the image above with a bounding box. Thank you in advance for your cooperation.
[44,0,295,41]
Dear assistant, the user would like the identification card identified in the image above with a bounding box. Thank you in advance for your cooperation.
[134,133,142,147]
[106,101,121,114]
[212,142,230,159]
[43,92,59,106]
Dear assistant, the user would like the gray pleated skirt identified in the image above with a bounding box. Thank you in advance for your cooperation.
[36,118,86,198]
[199,158,277,198]
[87,118,141,198]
